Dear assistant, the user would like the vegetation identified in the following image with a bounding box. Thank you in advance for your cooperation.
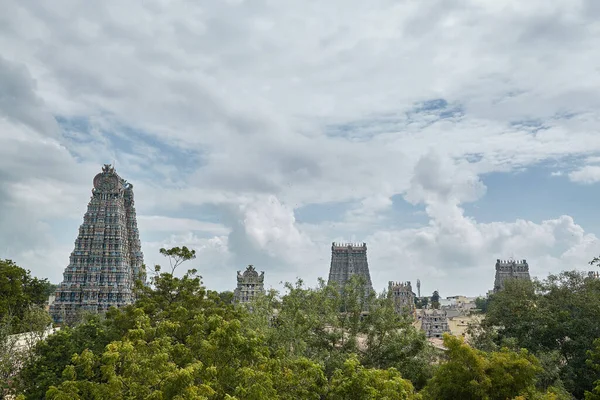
[471,273,600,398]
[430,291,440,310]
[2,250,600,398]
[0,259,55,333]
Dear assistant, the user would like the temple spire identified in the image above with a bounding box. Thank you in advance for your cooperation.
[49,164,145,324]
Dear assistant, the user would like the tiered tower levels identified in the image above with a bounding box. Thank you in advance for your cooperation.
[420,309,450,338]
[388,281,416,317]
[328,242,373,292]
[493,259,530,293]
[49,164,145,324]
[234,265,265,304]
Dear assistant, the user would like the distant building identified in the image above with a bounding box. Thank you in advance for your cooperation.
[49,164,145,325]
[588,271,600,279]
[443,295,477,313]
[234,265,265,304]
[493,259,531,293]
[328,242,374,298]
[388,281,416,317]
[419,309,451,338]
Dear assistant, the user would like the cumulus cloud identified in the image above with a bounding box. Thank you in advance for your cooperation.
[137,216,230,235]
[368,214,600,296]
[569,166,600,184]
[1,0,600,296]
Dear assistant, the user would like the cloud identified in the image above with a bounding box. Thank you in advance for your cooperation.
[367,214,600,296]
[137,215,230,235]
[569,166,600,184]
[1,1,600,296]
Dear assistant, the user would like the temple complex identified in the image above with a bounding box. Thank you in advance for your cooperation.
[234,265,265,304]
[328,242,374,298]
[49,164,145,324]
[493,259,531,293]
[419,309,451,338]
[388,281,416,317]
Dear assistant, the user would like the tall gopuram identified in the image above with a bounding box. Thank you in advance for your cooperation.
[493,258,530,293]
[234,265,265,304]
[49,164,145,324]
[328,242,374,297]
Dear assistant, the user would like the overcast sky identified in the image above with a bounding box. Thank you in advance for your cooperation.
[2,0,600,297]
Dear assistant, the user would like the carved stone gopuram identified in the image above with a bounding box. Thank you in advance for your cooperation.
[328,242,374,299]
[419,309,450,338]
[388,281,416,317]
[49,164,145,324]
[493,259,531,293]
[234,265,265,304]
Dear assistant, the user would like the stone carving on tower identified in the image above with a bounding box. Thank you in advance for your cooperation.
[49,164,145,325]
[419,309,450,338]
[388,281,416,317]
[493,259,531,293]
[234,265,265,304]
[328,242,374,300]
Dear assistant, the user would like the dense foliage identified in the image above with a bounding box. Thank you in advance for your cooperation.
[471,272,600,398]
[0,259,54,331]
[3,251,600,398]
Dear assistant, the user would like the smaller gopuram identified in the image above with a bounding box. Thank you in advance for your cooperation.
[388,281,416,317]
[419,309,450,338]
[234,265,265,304]
[588,271,600,279]
[493,259,531,293]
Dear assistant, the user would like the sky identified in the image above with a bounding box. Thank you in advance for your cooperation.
[1,0,600,297]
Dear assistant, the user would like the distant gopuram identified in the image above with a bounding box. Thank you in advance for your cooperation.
[493,259,531,293]
[328,242,374,296]
[49,164,145,324]
[234,265,265,304]
[419,309,450,338]
[388,281,416,317]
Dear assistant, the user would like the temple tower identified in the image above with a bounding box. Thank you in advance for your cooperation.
[49,164,145,324]
[419,309,451,338]
[328,242,374,296]
[493,259,530,293]
[388,281,416,317]
[234,265,265,304]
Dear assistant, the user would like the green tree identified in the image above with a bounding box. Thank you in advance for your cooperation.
[362,292,435,389]
[1,306,53,398]
[42,247,329,399]
[474,296,489,313]
[473,272,600,397]
[422,334,541,400]
[431,291,440,310]
[585,338,600,399]
[17,313,121,400]
[415,297,428,309]
[328,355,417,399]
[0,259,53,329]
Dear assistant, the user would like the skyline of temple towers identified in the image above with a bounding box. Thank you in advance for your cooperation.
[49,164,145,324]
[493,258,531,293]
[234,265,265,304]
[327,242,374,297]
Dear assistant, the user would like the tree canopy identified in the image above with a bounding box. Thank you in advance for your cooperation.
[4,250,600,399]
[0,259,54,330]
